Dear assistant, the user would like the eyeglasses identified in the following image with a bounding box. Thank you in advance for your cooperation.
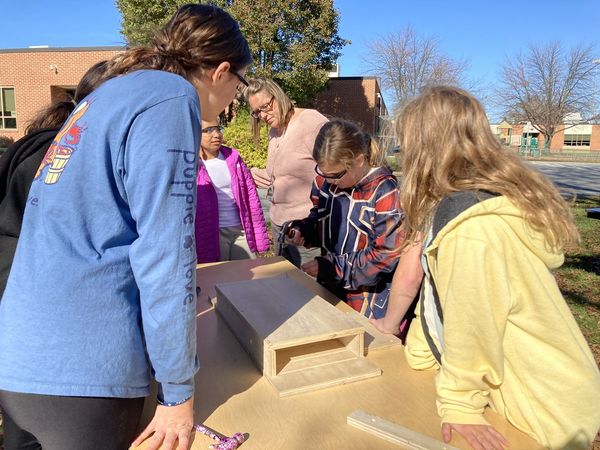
[202,125,224,134]
[233,71,249,87]
[250,96,275,119]
[314,164,347,180]
[233,71,248,95]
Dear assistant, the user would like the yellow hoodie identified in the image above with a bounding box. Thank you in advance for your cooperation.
[405,195,600,449]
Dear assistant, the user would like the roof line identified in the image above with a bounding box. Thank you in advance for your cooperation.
[0,46,125,54]
[329,76,379,80]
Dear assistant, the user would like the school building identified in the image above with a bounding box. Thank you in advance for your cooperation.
[1,47,388,146]
[0,47,124,141]
[490,116,600,152]
[312,66,389,140]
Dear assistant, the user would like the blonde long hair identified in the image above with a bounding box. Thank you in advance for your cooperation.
[313,119,385,169]
[397,86,578,250]
[245,78,295,144]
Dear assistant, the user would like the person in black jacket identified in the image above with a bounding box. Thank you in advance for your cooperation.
[0,60,107,450]
[0,60,108,299]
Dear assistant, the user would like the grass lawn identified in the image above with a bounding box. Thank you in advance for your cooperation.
[555,197,600,368]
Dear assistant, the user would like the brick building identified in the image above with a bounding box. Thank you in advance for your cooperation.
[312,76,388,139]
[490,119,600,152]
[0,46,123,141]
[1,47,389,148]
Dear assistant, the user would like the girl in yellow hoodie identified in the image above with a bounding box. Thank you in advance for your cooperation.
[389,86,600,450]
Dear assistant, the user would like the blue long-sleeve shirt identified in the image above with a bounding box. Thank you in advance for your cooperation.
[0,70,200,404]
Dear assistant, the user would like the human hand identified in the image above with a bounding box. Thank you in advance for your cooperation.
[131,397,195,450]
[301,259,319,277]
[369,317,399,335]
[250,167,271,188]
[442,422,508,450]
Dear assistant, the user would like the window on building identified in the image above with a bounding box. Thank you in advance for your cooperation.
[1,87,17,130]
[563,134,591,147]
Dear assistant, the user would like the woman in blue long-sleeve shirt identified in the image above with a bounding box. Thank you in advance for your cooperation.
[0,5,251,450]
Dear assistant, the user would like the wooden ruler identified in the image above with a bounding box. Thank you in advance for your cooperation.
[347,410,460,450]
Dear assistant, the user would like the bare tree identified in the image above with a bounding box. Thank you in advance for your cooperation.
[363,26,470,113]
[497,42,600,149]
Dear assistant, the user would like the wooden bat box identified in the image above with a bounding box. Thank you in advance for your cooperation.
[215,275,381,396]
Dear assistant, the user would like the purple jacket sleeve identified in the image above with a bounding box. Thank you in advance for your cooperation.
[237,153,270,253]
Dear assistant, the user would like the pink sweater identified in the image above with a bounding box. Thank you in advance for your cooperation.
[256,109,328,226]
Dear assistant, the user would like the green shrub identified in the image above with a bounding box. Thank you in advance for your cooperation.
[385,155,401,172]
[222,108,269,169]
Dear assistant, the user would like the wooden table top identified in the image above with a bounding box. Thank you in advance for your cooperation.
[140,256,541,450]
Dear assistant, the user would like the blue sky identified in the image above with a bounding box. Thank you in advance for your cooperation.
[335,0,600,103]
[2,0,599,115]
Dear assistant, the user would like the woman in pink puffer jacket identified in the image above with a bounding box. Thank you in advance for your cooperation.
[195,119,270,263]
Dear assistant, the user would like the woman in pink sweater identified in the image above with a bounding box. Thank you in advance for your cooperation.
[195,119,269,263]
[245,78,328,267]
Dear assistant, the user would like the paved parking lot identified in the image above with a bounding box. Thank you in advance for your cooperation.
[529,162,600,199]
[256,161,599,223]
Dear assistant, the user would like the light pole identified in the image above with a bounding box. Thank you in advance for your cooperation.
[593,59,600,120]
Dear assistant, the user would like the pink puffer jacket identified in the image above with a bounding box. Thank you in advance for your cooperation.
[195,146,270,263]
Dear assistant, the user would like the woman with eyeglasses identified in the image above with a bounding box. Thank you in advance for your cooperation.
[245,78,328,267]
[285,119,407,321]
[0,59,110,450]
[0,4,251,450]
[195,119,269,263]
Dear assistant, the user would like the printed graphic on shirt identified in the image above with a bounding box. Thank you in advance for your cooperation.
[168,147,198,307]
[35,100,91,184]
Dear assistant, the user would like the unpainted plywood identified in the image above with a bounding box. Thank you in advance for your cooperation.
[348,410,460,449]
[196,257,403,353]
[215,275,381,396]
[136,259,544,449]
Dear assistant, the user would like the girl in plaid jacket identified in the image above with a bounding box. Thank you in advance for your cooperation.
[288,119,405,320]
